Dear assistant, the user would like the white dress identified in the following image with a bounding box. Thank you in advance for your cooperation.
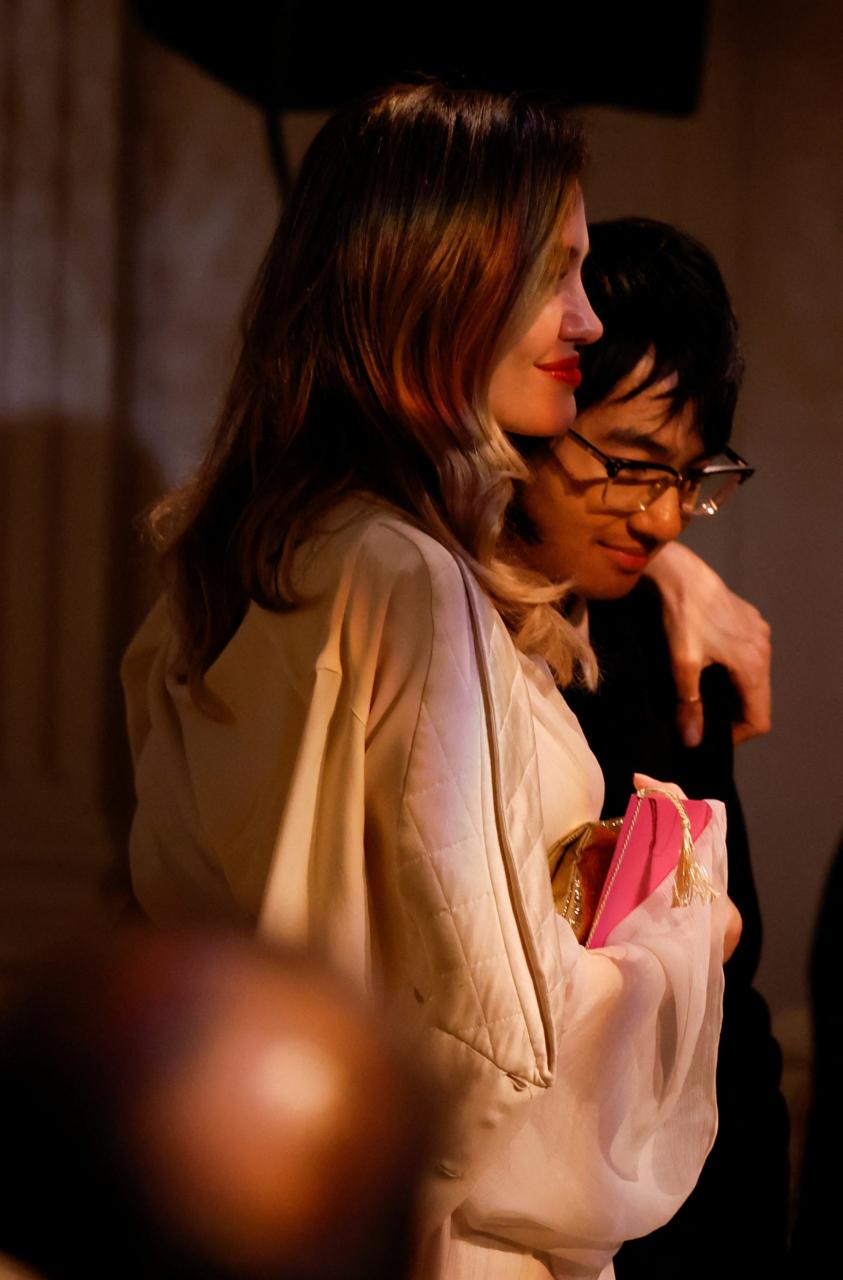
[123,504,728,1280]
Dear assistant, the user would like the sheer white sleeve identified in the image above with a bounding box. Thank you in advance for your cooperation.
[454,804,728,1278]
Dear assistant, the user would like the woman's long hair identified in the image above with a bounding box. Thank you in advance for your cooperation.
[149,80,593,694]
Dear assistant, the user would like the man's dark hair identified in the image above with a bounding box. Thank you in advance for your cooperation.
[579,217,744,453]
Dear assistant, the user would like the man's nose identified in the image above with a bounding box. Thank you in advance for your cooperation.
[627,485,686,545]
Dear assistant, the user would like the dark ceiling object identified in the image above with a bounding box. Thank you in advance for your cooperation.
[134,1,709,116]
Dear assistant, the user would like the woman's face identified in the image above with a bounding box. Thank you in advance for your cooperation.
[488,192,603,438]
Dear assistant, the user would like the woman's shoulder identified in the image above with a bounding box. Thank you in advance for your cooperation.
[296,496,468,604]
[313,495,457,564]
[199,497,474,702]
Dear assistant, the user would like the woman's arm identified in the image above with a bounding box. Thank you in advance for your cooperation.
[361,523,729,1251]
[458,803,730,1270]
[241,513,730,1253]
[358,520,562,1228]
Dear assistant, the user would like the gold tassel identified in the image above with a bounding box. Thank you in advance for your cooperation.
[636,787,720,908]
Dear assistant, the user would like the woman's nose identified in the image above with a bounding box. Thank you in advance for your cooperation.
[561,281,603,348]
[627,485,686,545]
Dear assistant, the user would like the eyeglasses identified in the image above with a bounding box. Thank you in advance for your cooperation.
[564,430,755,517]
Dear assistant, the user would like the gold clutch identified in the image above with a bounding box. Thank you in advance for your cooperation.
[547,818,623,943]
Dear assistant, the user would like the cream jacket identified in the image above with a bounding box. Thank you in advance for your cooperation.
[123,501,728,1278]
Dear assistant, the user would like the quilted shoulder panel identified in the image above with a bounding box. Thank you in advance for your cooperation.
[468,574,566,1046]
[394,534,562,1085]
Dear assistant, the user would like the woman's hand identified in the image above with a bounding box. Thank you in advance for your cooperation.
[632,772,687,799]
[722,896,743,962]
[644,541,772,748]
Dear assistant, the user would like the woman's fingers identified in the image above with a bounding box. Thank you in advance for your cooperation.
[632,772,688,800]
[723,897,743,962]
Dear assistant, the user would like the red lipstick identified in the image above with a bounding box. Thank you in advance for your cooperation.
[535,356,581,387]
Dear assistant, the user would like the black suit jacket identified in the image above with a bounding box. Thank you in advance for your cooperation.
[565,582,789,1279]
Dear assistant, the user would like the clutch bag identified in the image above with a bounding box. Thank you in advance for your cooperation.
[547,817,623,943]
[549,787,717,948]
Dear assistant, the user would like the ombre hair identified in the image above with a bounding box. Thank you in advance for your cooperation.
[149,80,593,694]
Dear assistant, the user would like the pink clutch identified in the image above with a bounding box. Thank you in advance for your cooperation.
[585,789,714,949]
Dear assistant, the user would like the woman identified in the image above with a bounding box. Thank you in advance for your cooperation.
[123,82,732,1279]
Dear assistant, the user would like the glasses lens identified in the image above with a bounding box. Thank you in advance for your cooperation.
[603,468,673,513]
[684,471,743,516]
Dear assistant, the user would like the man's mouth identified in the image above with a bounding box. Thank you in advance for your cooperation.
[599,542,653,573]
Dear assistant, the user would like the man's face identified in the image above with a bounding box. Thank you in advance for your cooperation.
[521,357,706,599]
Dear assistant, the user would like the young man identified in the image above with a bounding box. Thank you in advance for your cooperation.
[517,218,789,1279]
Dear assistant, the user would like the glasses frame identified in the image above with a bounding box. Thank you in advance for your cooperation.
[564,429,755,517]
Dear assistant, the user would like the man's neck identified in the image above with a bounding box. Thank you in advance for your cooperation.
[564,592,590,639]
